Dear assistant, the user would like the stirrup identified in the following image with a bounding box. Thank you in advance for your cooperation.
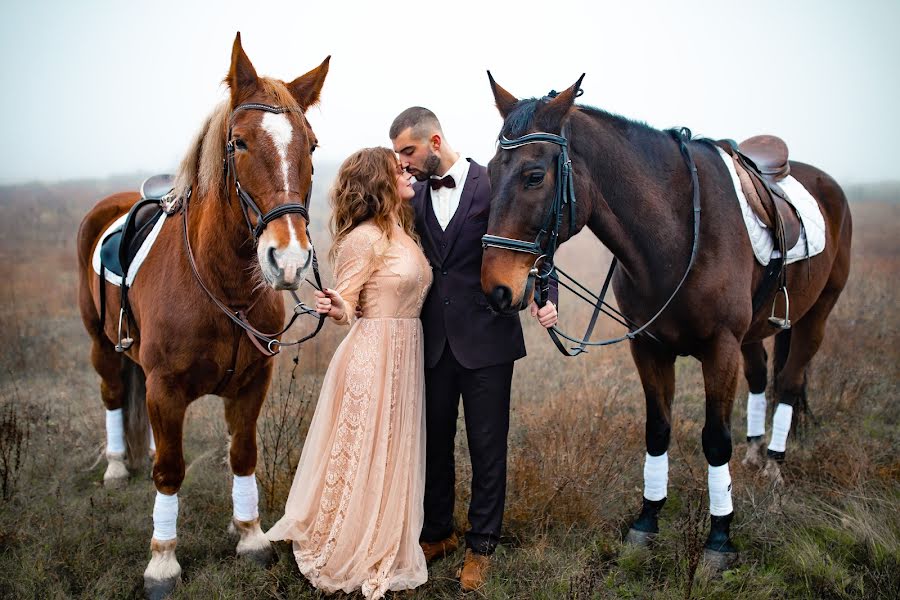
[115,308,134,352]
[768,286,791,329]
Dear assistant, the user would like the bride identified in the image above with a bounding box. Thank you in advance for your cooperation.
[266,146,430,599]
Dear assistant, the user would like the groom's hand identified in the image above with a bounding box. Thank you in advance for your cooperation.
[530,301,558,328]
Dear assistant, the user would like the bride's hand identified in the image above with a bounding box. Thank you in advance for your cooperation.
[315,288,346,321]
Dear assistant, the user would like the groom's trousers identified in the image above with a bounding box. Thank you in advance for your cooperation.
[420,344,514,555]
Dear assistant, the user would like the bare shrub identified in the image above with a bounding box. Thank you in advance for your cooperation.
[0,383,33,501]
[257,348,317,512]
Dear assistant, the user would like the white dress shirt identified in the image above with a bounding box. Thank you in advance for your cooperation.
[430,156,470,230]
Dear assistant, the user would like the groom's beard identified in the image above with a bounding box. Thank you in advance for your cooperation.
[411,152,441,181]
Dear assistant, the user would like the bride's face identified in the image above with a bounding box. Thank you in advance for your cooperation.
[395,163,416,201]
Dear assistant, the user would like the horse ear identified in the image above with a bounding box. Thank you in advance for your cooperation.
[228,32,259,105]
[542,73,585,127]
[288,56,331,111]
[487,71,519,119]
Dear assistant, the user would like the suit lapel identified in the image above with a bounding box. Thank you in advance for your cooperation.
[414,183,442,263]
[441,160,480,260]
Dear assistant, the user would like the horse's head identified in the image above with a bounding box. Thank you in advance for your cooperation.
[481,73,586,313]
[225,33,329,291]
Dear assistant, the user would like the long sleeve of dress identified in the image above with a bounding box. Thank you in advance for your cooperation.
[331,224,383,326]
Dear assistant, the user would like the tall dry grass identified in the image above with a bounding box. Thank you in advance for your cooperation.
[0,178,897,598]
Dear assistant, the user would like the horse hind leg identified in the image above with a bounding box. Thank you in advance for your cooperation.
[625,341,676,548]
[740,341,768,468]
[766,289,842,484]
[90,338,130,488]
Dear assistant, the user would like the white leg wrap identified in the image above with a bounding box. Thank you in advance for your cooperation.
[746,392,767,438]
[643,452,668,501]
[708,463,733,516]
[152,492,179,541]
[148,424,156,453]
[768,403,793,453]
[232,474,259,522]
[106,408,126,454]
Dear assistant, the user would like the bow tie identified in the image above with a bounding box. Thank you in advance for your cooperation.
[429,175,456,190]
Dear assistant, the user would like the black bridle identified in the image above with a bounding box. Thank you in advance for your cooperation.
[181,102,324,357]
[482,122,702,357]
[224,103,313,242]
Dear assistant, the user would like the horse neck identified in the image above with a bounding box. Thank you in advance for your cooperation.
[188,185,264,307]
[573,111,694,289]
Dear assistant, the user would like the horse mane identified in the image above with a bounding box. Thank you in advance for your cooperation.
[501,97,659,141]
[173,77,304,203]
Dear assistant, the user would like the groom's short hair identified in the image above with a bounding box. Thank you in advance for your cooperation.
[390,107,442,141]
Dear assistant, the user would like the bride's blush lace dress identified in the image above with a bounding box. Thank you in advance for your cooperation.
[266,221,432,599]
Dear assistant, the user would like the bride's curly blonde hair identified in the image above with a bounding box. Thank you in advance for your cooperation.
[329,147,418,262]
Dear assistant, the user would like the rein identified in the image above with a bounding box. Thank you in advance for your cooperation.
[180,102,325,357]
[482,124,702,357]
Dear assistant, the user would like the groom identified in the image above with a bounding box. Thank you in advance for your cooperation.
[390,107,557,591]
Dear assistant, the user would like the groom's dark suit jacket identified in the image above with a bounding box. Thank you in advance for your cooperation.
[413,159,526,370]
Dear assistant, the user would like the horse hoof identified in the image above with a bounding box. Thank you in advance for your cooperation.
[624,528,656,547]
[239,545,276,568]
[763,459,784,486]
[143,576,179,600]
[702,548,739,571]
[103,455,129,488]
[230,517,276,567]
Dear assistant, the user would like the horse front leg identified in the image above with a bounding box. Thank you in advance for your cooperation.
[143,375,188,600]
[740,341,768,468]
[700,333,741,570]
[626,340,676,547]
[223,365,274,566]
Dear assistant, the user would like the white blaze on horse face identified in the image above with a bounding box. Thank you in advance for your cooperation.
[261,112,294,192]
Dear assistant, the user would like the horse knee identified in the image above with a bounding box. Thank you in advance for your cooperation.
[702,425,733,467]
[152,460,185,495]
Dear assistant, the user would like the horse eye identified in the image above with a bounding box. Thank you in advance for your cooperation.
[234,139,248,151]
[310,143,318,155]
[525,172,545,188]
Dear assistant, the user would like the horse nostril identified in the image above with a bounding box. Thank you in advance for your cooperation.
[267,246,278,269]
[490,286,513,312]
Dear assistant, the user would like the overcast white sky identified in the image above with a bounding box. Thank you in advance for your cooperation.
[1,0,898,185]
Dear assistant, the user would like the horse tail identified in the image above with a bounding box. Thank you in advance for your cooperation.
[122,356,150,470]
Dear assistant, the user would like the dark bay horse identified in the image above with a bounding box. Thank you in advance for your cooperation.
[76,33,329,596]
[481,74,851,567]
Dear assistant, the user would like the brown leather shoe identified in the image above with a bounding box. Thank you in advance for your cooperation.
[458,549,491,592]
[419,532,459,563]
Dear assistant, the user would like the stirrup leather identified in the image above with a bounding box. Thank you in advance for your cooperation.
[768,286,791,329]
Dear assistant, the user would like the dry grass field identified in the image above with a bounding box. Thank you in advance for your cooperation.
[0,174,897,599]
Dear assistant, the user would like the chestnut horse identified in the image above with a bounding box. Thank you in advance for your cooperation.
[76,34,329,596]
[481,74,851,567]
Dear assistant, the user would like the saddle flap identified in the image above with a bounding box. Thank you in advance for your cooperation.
[140,174,175,201]
[117,198,165,277]
[738,135,790,181]
[769,184,801,250]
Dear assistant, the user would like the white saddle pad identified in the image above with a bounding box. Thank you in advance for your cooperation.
[91,210,168,287]
[715,146,826,266]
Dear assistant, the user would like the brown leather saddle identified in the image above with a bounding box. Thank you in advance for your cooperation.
[717,136,803,329]
[718,135,801,251]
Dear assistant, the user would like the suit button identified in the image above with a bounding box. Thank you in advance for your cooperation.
[441,242,446,248]
[444,298,450,305]
[441,270,448,276]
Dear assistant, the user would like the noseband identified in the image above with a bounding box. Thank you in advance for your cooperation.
[224,102,313,242]
[482,123,702,356]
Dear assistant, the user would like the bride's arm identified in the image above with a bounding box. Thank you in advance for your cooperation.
[328,227,380,326]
